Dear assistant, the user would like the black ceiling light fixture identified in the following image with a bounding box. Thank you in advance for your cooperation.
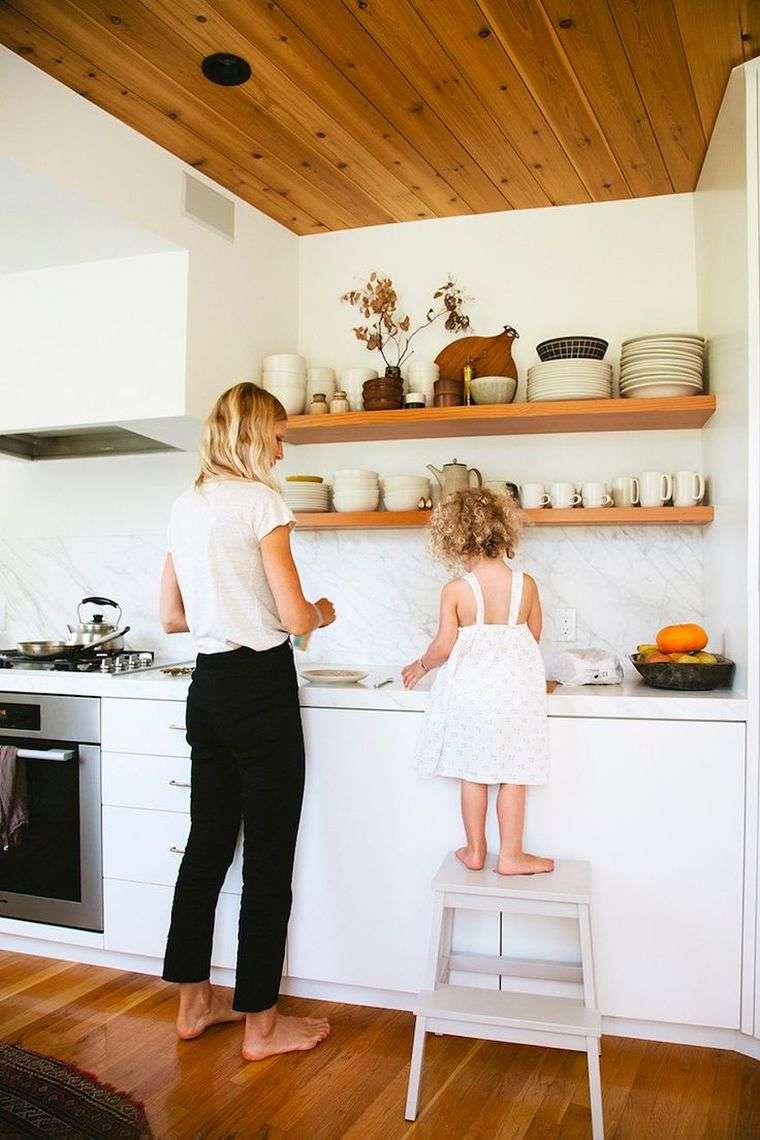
[201,52,252,86]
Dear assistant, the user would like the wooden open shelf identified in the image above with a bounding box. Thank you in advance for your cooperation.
[294,506,714,530]
[285,395,716,444]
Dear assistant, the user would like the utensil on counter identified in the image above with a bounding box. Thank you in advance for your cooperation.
[17,625,131,660]
[434,325,519,382]
[373,677,394,688]
[67,597,125,649]
[426,459,482,498]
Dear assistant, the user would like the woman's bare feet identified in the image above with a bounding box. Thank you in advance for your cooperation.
[497,852,554,876]
[176,982,245,1040]
[242,1010,331,1061]
[456,845,486,871]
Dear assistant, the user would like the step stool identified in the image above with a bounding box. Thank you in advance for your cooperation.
[405,852,604,1139]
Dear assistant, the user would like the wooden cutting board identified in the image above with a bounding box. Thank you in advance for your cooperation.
[434,325,519,381]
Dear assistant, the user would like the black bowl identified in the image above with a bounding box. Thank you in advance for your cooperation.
[536,336,609,361]
[630,653,735,691]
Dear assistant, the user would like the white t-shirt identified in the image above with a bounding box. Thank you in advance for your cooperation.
[168,479,295,655]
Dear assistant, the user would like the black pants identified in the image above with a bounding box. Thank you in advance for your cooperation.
[162,640,305,1012]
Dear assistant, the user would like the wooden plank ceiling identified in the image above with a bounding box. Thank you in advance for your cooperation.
[1,0,758,234]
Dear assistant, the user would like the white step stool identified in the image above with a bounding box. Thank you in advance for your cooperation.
[405,852,604,1139]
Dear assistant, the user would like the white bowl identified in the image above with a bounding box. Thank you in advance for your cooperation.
[333,497,380,513]
[263,353,306,370]
[263,389,305,415]
[263,371,307,386]
[470,376,518,405]
[620,381,703,398]
[333,468,379,479]
[383,475,430,488]
[384,494,425,511]
[341,367,378,383]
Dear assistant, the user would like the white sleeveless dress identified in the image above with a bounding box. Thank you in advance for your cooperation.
[415,567,550,785]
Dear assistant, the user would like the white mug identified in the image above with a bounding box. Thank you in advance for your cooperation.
[581,481,613,508]
[519,482,550,509]
[673,470,705,507]
[611,475,640,508]
[549,481,582,509]
[640,470,673,507]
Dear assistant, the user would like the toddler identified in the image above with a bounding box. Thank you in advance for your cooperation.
[402,489,553,875]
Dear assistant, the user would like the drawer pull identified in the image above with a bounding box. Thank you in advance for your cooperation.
[169,845,186,855]
[169,779,191,788]
[169,723,185,731]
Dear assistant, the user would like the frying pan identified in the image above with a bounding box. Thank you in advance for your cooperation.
[16,626,131,660]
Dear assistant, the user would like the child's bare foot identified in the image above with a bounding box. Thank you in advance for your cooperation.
[497,852,554,876]
[176,984,245,1040]
[242,1011,331,1061]
[456,845,486,871]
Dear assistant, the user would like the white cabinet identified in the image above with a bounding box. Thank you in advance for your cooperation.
[288,708,500,994]
[101,698,189,757]
[102,751,191,813]
[104,879,238,968]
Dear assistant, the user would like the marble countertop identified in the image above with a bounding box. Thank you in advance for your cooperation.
[0,665,747,721]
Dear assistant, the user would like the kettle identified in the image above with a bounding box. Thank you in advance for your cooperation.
[68,597,125,650]
[426,458,483,498]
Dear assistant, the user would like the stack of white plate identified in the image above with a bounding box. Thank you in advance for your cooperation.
[332,469,380,512]
[262,353,307,415]
[619,334,705,398]
[527,359,613,402]
[282,476,330,513]
[382,475,431,511]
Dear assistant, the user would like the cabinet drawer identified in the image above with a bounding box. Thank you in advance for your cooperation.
[101,697,189,757]
[103,752,191,812]
[103,806,242,894]
[104,879,238,967]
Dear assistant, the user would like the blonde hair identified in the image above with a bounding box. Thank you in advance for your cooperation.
[428,488,523,571]
[196,382,286,490]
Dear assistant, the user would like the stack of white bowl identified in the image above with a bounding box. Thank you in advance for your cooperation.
[527,359,613,402]
[262,354,307,414]
[619,334,705,398]
[332,469,380,513]
[405,360,439,406]
[282,476,330,513]
[382,475,431,512]
[341,367,378,411]
[306,367,336,403]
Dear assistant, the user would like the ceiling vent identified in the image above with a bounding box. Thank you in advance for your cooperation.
[183,173,235,241]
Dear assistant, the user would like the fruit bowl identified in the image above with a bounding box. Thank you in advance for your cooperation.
[630,654,735,691]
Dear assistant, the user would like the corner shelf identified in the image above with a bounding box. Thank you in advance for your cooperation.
[294,506,714,530]
[284,395,716,444]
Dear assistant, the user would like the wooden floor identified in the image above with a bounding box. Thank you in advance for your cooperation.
[0,952,758,1139]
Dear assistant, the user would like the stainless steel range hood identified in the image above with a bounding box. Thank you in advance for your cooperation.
[0,418,199,461]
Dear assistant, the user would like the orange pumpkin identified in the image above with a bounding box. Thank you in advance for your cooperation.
[656,623,708,654]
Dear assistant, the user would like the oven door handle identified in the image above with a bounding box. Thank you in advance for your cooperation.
[16,747,75,762]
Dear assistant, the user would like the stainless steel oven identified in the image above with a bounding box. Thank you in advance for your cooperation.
[0,693,101,932]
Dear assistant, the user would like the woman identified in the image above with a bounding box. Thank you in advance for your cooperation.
[159,382,335,1061]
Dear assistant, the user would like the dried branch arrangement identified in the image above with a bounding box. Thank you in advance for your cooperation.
[340,273,471,369]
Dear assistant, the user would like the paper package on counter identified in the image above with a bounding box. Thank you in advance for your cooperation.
[548,648,624,686]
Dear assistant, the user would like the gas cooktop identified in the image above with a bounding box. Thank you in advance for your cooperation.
[0,649,156,673]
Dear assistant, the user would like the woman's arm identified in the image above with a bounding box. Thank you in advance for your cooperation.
[526,575,543,642]
[160,553,189,634]
[260,525,335,635]
[401,581,460,689]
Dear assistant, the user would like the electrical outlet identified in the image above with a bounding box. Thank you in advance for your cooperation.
[558,608,576,642]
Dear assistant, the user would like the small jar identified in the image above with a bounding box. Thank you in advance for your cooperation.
[405,392,425,409]
[309,393,329,415]
[330,389,350,415]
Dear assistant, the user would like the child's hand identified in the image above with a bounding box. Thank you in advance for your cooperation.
[402,658,427,689]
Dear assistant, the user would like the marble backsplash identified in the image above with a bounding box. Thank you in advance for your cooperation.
[0,526,703,677]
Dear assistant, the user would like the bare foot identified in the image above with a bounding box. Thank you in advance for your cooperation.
[456,845,486,871]
[242,1012,331,1061]
[176,985,245,1041]
[497,852,555,876]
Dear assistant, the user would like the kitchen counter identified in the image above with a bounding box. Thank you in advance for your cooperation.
[0,665,747,720]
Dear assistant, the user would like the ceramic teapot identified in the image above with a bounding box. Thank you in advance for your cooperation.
[426,458,483,498]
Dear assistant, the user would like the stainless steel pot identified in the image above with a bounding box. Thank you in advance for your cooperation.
[67,597,124,651]
[17,626,131,660]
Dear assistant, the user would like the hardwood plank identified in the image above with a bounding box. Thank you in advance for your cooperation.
[0,4,325,233]
[539,0,673,197]
[673,0,745,137]
[407,0,591,207]
[607,0,706,192]
[140,0,439,224]
[293,507,714,530]
[284,396,717,444]
[740,0,760,62]
[342,0,550,210]
[475,0,630,202]
[275,0,512,216]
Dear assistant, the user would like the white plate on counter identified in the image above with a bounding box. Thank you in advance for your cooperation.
[300,668,369,685]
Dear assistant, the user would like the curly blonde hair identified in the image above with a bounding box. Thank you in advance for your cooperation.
[428,488,523,570]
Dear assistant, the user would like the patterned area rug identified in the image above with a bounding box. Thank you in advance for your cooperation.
[0,1044,153,1138]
